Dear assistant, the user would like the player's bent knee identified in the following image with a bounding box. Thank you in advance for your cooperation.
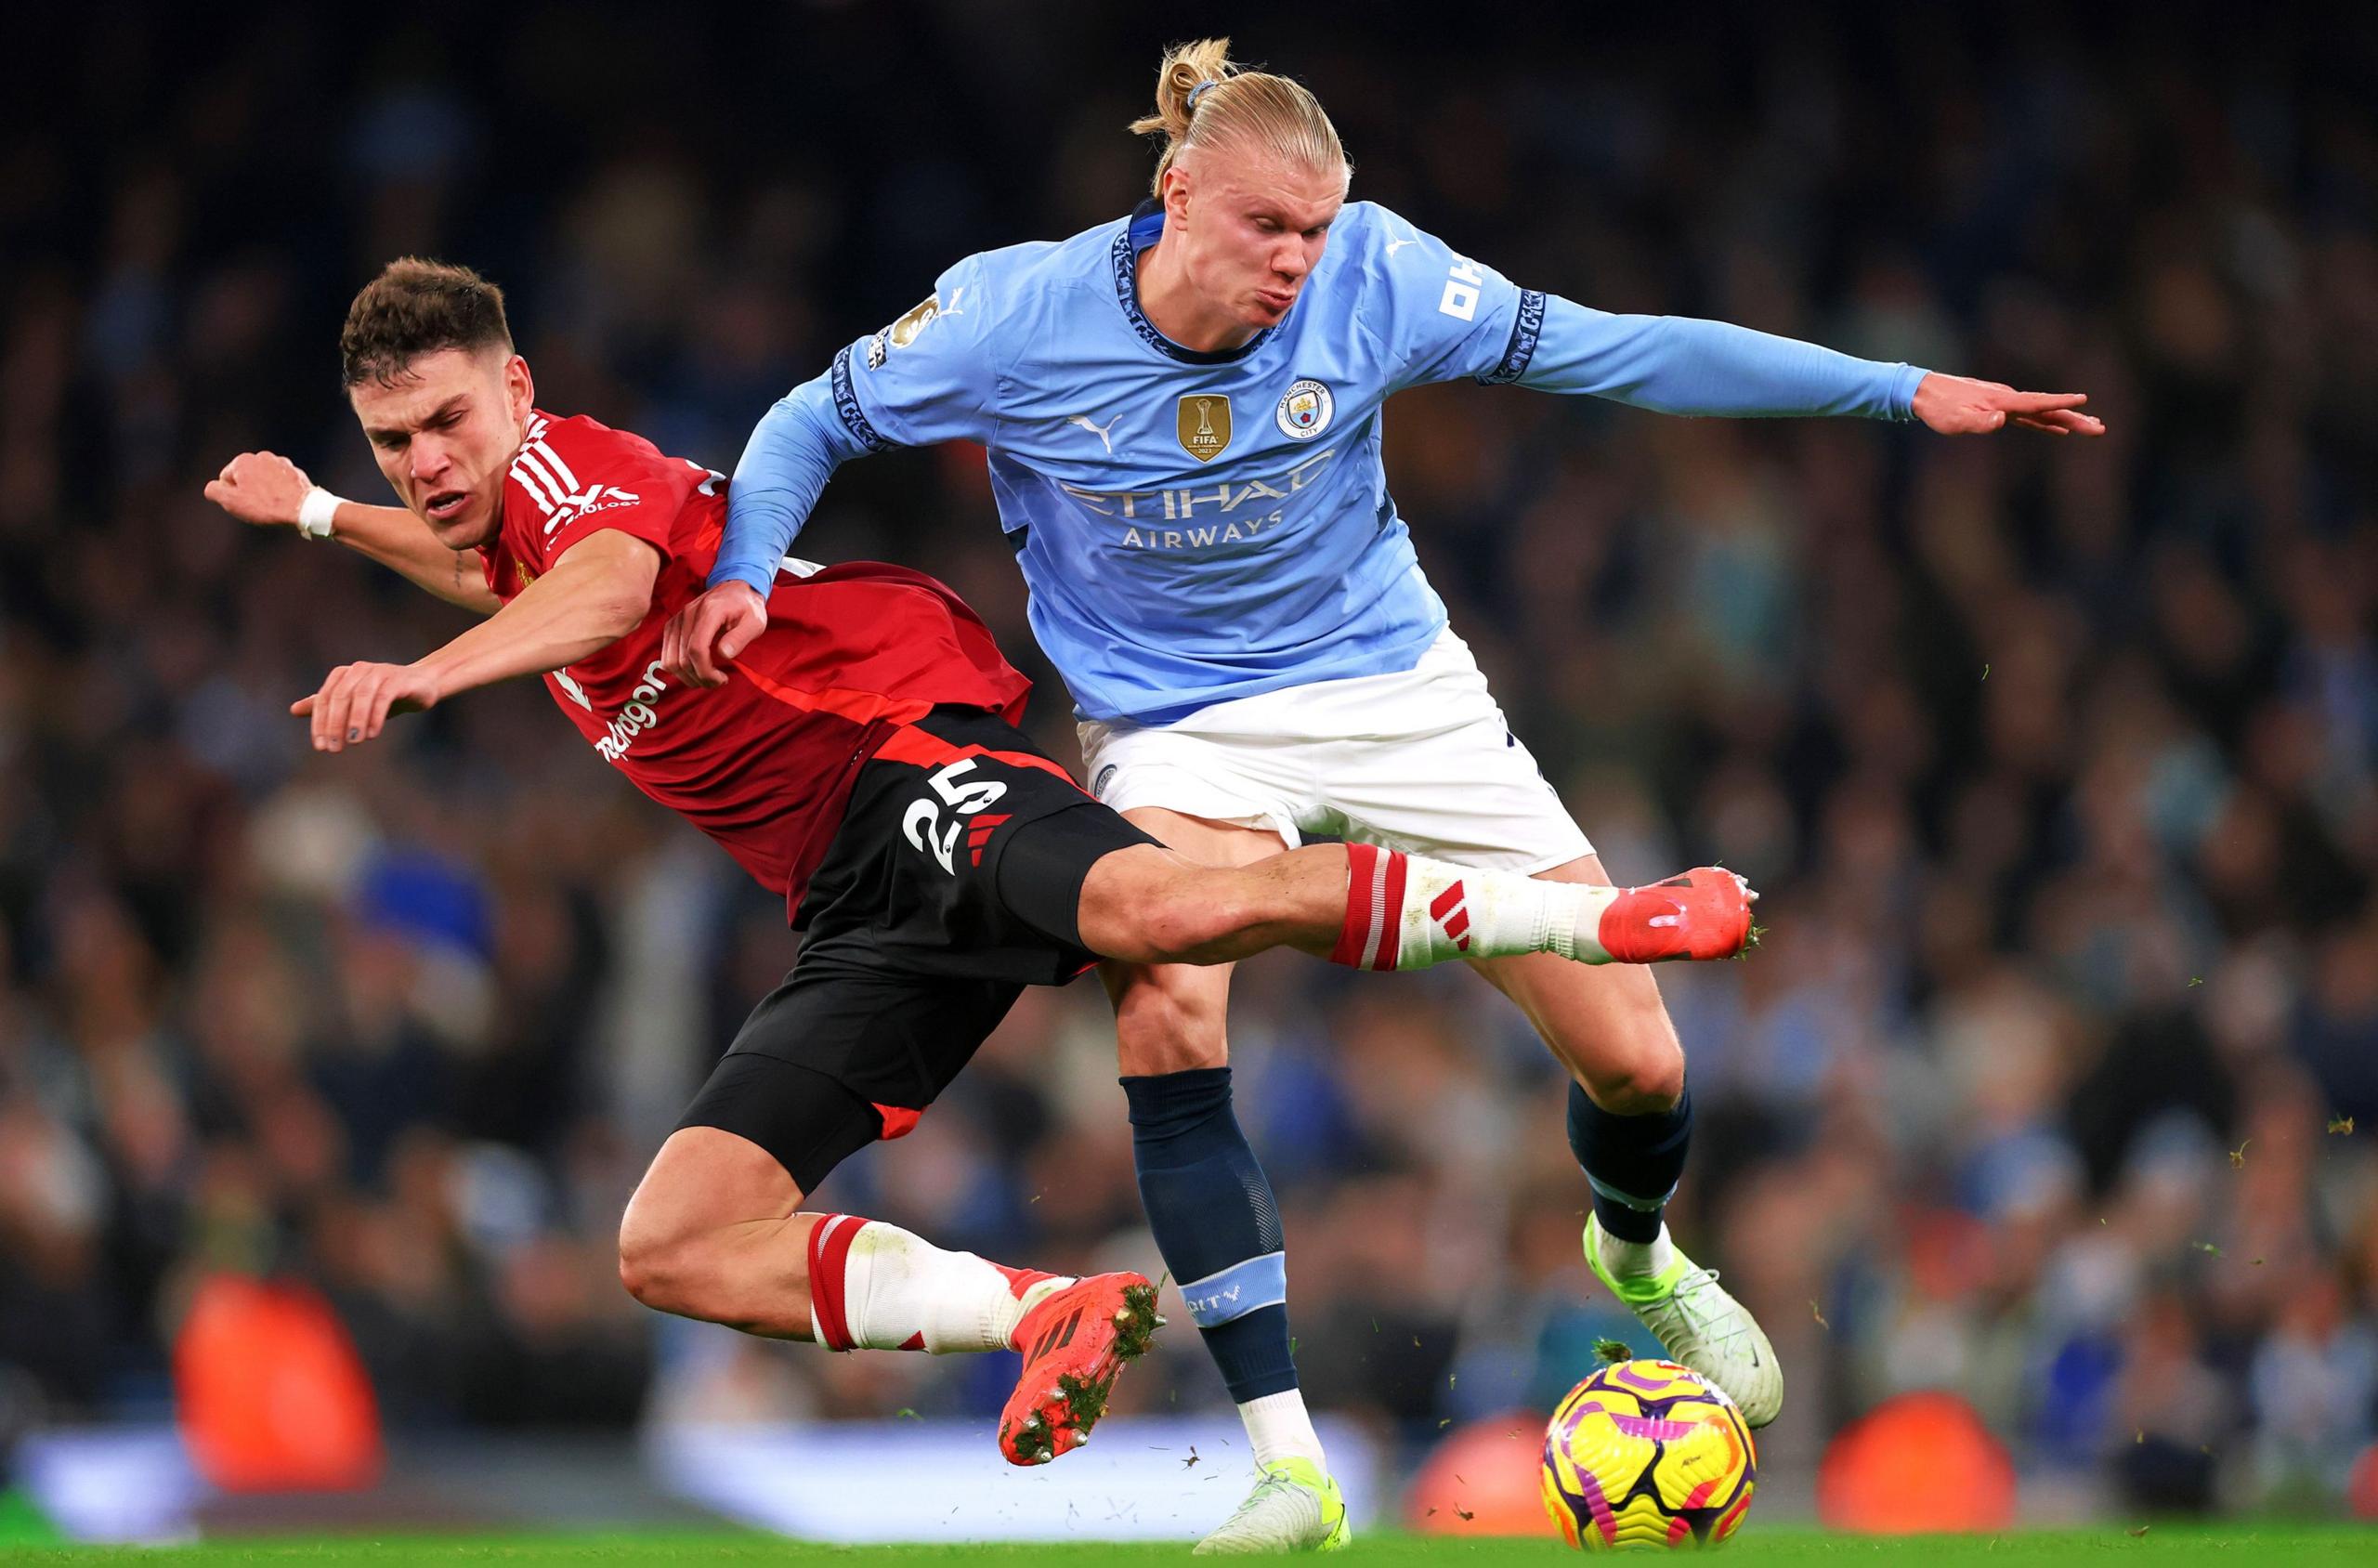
[616,1221,685,1312]
[618,1217,761,1321]
[1104,963,1232,1075]
[1579,1039,1686,1116]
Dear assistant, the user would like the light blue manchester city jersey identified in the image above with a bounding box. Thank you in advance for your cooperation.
[717,201,1925,725]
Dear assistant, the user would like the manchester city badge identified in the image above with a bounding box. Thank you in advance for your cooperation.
[1274,379,1333,440]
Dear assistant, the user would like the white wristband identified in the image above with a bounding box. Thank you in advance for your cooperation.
[296,487,342,540]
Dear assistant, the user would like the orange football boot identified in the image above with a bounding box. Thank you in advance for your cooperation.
[997,1271,1163,1466]
[1599,867,1759,962]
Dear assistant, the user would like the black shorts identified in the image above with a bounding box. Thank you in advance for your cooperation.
[675,707,1158,1192]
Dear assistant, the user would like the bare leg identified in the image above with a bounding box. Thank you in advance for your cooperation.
[1467,854,1783,1427]
[1077,837,1751,972]
[616,1122,1164,1462]
[1078,841,1348,966]
[1465,854,1685,1112]
[617,1126,821,1338]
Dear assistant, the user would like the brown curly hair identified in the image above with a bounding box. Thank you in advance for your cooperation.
[339,258,513,387]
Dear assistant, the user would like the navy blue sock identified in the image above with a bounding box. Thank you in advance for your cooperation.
[1567,1079,1692,1244]
[1122,1066,1297,1403]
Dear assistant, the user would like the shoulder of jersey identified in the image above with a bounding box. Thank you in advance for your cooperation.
[960,223,1118,331]
[524,410,671,469]
[508,411,680,525]
[1332,201,1442,276]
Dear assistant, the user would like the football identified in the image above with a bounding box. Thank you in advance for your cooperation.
[1541,1357,1757,1549]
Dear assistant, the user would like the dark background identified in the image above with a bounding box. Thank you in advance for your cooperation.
[4,0,2374,1514]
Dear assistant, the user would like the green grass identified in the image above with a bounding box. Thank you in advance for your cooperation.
[4,1525,2374,1565]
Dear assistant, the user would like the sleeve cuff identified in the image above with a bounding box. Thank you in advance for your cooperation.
[1889,362,1929,421]
[708,561,777,596]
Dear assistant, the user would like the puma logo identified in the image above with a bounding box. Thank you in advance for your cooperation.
[1065,413,1122,454]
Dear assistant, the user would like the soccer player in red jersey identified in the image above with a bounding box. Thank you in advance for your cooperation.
[206,259,1757,1465]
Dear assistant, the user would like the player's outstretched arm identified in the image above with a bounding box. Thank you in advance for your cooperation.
[1509,299,2101,435]
[205,451,503,614]
[293,530,660,753]
[1078,843,1757,971]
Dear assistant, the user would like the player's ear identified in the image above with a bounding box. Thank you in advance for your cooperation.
[1161,161,1193,225]
[503,352,534,425]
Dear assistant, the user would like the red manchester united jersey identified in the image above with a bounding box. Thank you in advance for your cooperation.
[481,411,1033,917]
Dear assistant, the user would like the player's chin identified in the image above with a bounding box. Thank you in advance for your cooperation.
[424,493,499,549]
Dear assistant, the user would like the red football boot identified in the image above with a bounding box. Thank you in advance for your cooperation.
[997,1271,1163,1466]
[1598,867,1759,962]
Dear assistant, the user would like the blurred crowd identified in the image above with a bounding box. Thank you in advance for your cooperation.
[4,0,2375,1518]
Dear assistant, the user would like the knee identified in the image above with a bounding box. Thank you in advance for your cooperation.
[617,1213,703,1314]
[1575,1033,1686,1117]
[1109,964,1231,1075]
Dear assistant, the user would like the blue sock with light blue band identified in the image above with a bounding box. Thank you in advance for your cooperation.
[1121,1067,1298,1402]
[1568,1079,1692,1244]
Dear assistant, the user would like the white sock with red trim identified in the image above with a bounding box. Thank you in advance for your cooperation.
[804,1214,1073,1353]
[1330,843,1620,971]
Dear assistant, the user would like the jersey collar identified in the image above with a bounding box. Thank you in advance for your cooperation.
[1110,201,1278,366]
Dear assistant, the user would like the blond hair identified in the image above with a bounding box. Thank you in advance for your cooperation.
[1128,38,1349,200]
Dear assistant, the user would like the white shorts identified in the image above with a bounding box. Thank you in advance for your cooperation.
[1078,628,1594,874]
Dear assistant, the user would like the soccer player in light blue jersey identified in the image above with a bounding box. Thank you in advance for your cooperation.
[666,39,2100,1551]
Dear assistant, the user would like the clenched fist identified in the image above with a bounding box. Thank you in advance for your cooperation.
[205,451,314,529]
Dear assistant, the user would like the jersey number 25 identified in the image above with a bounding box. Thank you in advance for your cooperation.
[903,758,1010,875]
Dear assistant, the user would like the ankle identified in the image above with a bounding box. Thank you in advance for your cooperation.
[1239,1388,1326,1470]
[1596,1221,1676,1280]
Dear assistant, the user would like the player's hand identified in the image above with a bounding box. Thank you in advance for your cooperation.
[1911,372,2104,437]
[205,451,315,528]
[661,581,768,688]
[291,661,440,752]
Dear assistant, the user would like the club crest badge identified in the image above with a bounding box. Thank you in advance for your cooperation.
[1176,394,1232,463]
[1274,379,1333,440]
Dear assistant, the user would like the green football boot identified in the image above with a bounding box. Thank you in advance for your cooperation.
[1194,1456,1351,1554]
[1585,1213,1784,1427]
